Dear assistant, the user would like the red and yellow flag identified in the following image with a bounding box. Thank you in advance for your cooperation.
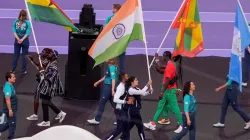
[171,0,204,57]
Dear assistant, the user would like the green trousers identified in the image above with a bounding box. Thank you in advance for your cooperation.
[153,88,183,125]
[160,86,170,120]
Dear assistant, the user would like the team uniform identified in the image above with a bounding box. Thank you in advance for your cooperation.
[172,94,197,140]
[213,79,250,129]
[144,61,183,133]
[0,82,18,139]
[104,82,130,140]
[88,65,117,124]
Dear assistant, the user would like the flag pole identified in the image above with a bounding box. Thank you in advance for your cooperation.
[149,0,186,68]
[139,0,152,82]
[236,0,248,92]
[24,0,43,68]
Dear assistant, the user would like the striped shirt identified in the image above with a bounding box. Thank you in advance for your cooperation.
[37,60,64,97]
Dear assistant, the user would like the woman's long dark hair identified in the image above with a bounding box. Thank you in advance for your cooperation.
[174,55,183,87]
[183,81,192,99]
[125,76,136,91]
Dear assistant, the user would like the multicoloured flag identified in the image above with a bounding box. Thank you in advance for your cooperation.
[171,0,204,57]
[228,0,250,92]
[26,0,79,32]
[88,0,146,66]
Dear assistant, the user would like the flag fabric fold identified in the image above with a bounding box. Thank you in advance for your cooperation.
[228,0,250,92]
[88,0,146,66]
[171,0,204,57]
[26,0,79,32]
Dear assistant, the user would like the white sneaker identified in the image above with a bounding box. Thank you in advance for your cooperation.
[174,125,183,133]
[87,118,100,124]
[213,122,225,128]
[37,121,50,127]
[242,82,247,87]
[114,122,117,125]
[26,114,38,121]
[244,123,250,130]
[0,113,5,124]
[59,111,66,123]
[55,113,61,120]
[143,122,156,130]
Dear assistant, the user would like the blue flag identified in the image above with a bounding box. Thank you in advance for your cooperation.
[228,0,250,92]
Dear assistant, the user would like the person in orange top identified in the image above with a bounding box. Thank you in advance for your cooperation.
[144,52,183,133]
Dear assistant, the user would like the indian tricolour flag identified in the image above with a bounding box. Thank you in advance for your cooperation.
[88,0,146,66]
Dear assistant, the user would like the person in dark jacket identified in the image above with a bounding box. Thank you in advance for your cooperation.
[120,76,152,140]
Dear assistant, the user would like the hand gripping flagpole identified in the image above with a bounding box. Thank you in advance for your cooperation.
[24,0,43,68]
[149,0,186,68]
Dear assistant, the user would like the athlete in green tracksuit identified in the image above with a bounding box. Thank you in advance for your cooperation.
[152,51,172,124]
[144,51,183,133]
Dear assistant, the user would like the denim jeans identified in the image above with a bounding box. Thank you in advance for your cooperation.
[12,38,29,72]
[172,113,196,140]
[243,49,250,82]
[220,87,250,124]
[119,52,126,73]
[0,111,17,140]
[95,84,115,121]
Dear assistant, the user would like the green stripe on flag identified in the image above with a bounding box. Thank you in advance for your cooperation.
[194,1,200,23]
[94,24,144,66]
[184,27,192,51]
[174,43,178,50]
[27,2,79,32]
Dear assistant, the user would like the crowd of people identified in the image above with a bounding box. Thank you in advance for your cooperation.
[1,3,250,140]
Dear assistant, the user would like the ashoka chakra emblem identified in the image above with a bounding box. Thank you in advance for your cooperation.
[112,23,125,39]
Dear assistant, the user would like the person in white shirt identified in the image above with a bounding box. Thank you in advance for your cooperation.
[104,72,134,140]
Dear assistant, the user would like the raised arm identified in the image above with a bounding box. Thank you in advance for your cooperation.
[155,53,166,69]
[129,85,150,96]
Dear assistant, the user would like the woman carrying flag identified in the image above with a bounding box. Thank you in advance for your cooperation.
[36,49,66,126]
[122,76,153,140]
[213,77,250,129]
[26,49,50,121]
